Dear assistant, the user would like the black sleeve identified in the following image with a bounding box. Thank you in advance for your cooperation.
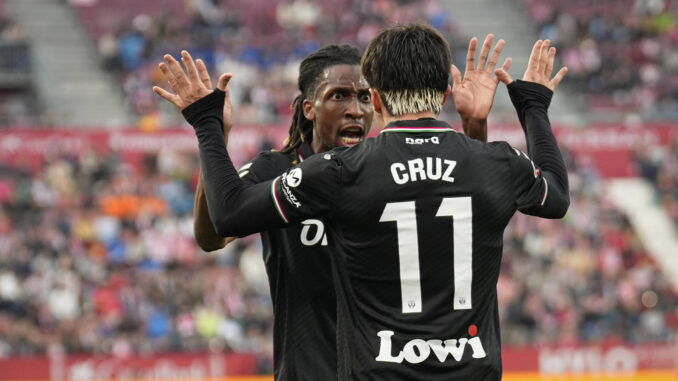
[507,80,569,218]
[271,153,340,223]
[238,152,278,185]
[182,90,286,237]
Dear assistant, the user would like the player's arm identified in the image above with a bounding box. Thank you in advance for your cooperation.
[496,39,569,218]
[194,174,236,251]
[154,51,336,236]
[189,65,278,249]
[193,58,231,250]
[186,92,338,236]
[453,34,511,142]
[153,51,279,238]
[153,53,235,251]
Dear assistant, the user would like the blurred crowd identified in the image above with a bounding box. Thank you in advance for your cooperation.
[72,0,467,127]
[499,150,678,345]
[523,0,678,120]
[1,139,677,365]
[0,150,273,371]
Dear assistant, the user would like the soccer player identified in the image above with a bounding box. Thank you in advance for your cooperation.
[155,35,509,380]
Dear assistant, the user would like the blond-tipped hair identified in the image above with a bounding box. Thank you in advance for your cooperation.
[380,88,445,116]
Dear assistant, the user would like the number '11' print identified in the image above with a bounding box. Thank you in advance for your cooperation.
[379,197,473,314]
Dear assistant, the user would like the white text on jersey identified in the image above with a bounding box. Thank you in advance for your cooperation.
[405,137,439,145]
[375,330,487,364]
[390,157,456,185]
[300,219,328,246]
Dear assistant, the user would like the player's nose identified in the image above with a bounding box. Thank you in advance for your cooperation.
[345,97,364,119]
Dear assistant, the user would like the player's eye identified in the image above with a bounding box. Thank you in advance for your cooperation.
[331,91,345,100]
[360,92,371,103]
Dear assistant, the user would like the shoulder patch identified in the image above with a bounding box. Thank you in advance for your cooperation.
[286,168,302,188]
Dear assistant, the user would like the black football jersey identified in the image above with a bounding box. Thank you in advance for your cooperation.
[269,120,554,380]
[237,142,337,381]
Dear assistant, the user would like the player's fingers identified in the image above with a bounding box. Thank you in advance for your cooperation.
[217,73,233,92]
[494,68,513,85]
[545,47,556,78]
[539,40,551,76]
[158,63,178,89]
[164,54,188,85]
[450,64,462,88]
[486,38,505,73]
[153,86,181,106]
[181,50,202,86]
[549,67,568,90]
[525,40,542,77]
[477,34,494,70]
[196,59,213,89]
[499,57,512,76]
[465,37,478,73]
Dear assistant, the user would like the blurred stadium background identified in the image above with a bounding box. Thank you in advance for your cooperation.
[0,0,677,380]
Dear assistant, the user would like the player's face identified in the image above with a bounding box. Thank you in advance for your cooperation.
[304,64,373,153]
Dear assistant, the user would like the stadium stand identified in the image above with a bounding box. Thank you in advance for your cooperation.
[0,133,677,364]
[71,0,469,127]
[522,0,678,121]
[0,147,274,370]
[0,0,677,379]
[500,153,678,346]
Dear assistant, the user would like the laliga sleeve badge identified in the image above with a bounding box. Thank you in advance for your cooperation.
[286,168,302,188]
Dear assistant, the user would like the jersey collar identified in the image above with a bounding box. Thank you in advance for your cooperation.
[296,141,314,162]
[379,118,457,134]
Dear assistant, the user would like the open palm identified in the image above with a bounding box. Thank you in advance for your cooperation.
[153,50,233,134]
[452,35,511,121]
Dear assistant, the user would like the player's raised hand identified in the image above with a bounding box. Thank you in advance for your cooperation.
[153,50,217,110]
[494,40,568,91]
[452,34,512,121]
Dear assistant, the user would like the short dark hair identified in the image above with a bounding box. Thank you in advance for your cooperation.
[282,44,362,153]
[361,23,451,116]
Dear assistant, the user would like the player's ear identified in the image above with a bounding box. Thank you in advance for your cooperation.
[303,99,315,121]
[441,84,451,106]
[370,88,383,114]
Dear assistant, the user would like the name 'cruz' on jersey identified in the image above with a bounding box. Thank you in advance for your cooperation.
[390,156,457,185]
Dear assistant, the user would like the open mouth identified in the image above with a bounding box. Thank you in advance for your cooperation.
[339,125,365,146]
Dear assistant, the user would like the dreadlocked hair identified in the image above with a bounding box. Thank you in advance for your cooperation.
[282,44,362,153]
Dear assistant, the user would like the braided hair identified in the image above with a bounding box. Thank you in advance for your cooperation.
[282,44,362,153]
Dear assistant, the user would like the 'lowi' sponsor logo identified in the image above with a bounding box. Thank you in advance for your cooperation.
[375,327,486,364]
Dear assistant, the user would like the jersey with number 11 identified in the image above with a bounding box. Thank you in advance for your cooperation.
[272,119,551,380]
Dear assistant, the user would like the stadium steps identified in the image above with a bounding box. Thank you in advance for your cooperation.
[6,0,130,127]
[607,178,678,291]
[441,0,584,126]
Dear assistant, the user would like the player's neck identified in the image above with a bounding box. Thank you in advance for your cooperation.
[380,111,439,128]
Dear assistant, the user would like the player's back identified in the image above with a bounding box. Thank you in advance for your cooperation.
[329,120,536,380]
